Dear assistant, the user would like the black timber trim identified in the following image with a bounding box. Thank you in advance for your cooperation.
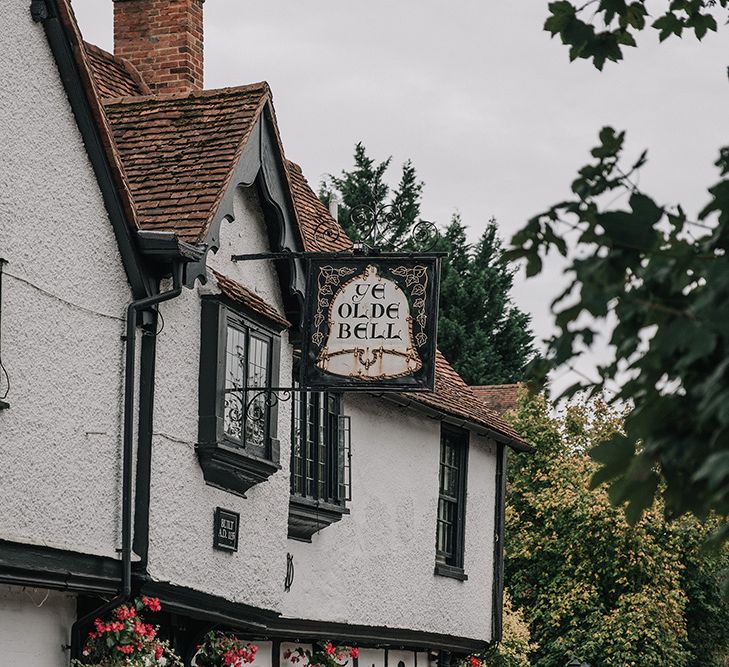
[491,443,506,642]
[433,563,468,582]
[137,577,491,653]
[0,539,120,594]
[33,0,151,300]
[137,579,276,632]
[185,112,306,334]
[265,618,490,654]
[376,393,533,453]
[287,496,349,542]
[132,318,158,567]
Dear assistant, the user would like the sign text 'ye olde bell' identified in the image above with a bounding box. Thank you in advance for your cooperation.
[303,257,440,392]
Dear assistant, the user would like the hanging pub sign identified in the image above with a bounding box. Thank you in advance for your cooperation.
[302,256,440,391]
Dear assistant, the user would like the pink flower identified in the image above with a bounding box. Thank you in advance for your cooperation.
[325,643,336,656]
[142,596,162,612]
[350,648,359,659]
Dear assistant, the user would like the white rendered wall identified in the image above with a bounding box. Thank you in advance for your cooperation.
[147,186,294,613]
[282,395,497,642]
[148,186,498,639]
[0,586,75,666]
[0,2,131,556]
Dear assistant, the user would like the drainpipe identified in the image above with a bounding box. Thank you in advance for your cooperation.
[70,263,184,659]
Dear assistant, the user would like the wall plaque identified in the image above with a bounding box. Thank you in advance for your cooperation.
[213,507,240,552]
[303,256,440,391]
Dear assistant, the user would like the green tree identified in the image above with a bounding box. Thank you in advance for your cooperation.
[504,392,729,667]
[320,142,422,248]
[436,215,534,385]
[482,590,536,667]
[323,144,534,385]
[505,1,729,547]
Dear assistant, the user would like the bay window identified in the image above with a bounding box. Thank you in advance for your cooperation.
[198,298,283,496]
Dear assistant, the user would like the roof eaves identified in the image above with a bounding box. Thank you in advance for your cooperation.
[38,0,150,297]
[259,100,308,254]
[376,392,534,453]
[53,0,140,231]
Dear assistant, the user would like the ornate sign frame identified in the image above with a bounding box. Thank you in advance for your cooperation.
[302,255,440,391]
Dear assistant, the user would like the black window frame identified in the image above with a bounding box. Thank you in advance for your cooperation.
[197,297,284,496]
[288,377,351,542]
[434,425,469,581]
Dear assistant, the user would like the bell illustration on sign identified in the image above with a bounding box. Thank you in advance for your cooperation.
[304,256,439,391]
[318,265,422,380]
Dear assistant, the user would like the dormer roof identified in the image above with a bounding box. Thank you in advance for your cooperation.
[103,84,272,243]
[45,0,530,452]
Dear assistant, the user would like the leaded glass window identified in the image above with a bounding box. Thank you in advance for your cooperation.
[223,322,272,450]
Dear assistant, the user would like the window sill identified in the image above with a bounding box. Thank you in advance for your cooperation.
[197,440,280,497]
[434,563,468,581]
[288,496,349,542]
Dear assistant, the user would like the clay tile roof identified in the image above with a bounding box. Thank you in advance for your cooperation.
[102,83,271,243]
[212,270,290,329]
[52,2,139,231]
[83,42,150,99]
[471,384,521,415]
[403,353,530,450]
[286,161,352,253]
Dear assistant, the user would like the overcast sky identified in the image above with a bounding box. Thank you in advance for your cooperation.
[72,0,728,390]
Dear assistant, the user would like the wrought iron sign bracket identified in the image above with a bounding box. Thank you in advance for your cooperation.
[232,205,447,262]
[231,249,447,262]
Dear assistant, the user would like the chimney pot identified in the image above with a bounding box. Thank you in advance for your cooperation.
[113,0,204,94]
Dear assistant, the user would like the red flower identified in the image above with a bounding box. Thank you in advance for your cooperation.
[155,644,164,660]
[142,596,162,612]
[115,605,136,621]
[325,643,336,656]
[350,648,359,659]
[469,657,481,667]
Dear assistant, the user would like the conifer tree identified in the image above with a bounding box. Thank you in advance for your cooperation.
[322,144,534,385]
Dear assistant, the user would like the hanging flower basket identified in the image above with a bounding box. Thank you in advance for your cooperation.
[284,641,359,667]
[192,631,258,667]
[71,597,182,666]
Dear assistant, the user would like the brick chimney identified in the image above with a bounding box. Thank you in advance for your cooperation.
[113,0,204,94]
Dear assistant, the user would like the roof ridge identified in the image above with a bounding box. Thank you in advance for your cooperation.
[101,81,271,107]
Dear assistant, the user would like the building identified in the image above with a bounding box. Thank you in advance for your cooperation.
[0,1,531,664]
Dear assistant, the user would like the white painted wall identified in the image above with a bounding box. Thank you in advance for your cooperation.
[148,185,498,640]
[148,186,294,613]
[0,6,500,636]
[0,1,131,557]
[282,395,497,641]
[0,586,75,666]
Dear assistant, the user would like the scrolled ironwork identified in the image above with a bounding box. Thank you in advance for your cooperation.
[313,218,343,248]
[348,203,441,252]
[244,388,293,421]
